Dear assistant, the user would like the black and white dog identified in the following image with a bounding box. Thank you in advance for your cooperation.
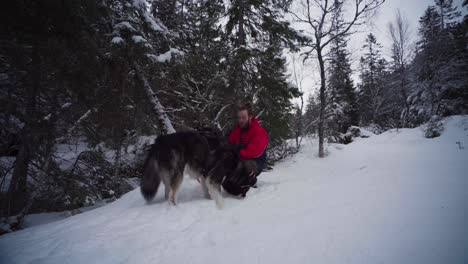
[140,130,256,208]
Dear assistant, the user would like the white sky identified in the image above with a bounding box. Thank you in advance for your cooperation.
[286,0,466,106]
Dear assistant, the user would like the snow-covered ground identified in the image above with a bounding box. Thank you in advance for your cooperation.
[1,116,467,264]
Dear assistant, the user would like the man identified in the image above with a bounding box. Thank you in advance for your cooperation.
[223,103,268,196]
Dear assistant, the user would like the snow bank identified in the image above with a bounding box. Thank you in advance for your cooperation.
[0,116,467,264]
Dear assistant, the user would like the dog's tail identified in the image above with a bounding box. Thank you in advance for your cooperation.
[140,152,161,202]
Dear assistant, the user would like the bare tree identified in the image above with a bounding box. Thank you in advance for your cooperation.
[291,53,306,149]
[388,9,412,126]
[291,0,384,157]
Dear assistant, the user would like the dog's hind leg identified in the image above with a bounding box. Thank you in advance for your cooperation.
[168,171,183,205]
[164,185,170,200]
[200,177,210,199]
[186,164,210,199]
[205,176,224,209]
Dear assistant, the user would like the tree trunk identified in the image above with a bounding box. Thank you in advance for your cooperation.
[317,47,326,158]
[233,0,246,98]
[134,63,176,134]
[5,43,41,216]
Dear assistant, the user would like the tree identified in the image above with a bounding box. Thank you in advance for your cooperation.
[434,0,461,28]
[291,0,384,157]
[325,2,359,141]
[387,9,412,126]
[358,33,393,126]
[406,2,466,125]
[256,45,301,147]
[223,0,301,147]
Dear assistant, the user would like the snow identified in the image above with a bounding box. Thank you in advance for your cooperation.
[114,21,136,32]
[22,212,71,229]
[22,202,114,229]
[132,0,168,33]
[131,35,147,43]
[61,102,72,109]
[111,36,124,44]
[156,48,184,63]
[1,115,467,264]
[54,135,155,171]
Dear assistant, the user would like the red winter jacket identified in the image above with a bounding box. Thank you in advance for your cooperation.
[228,117,268,160]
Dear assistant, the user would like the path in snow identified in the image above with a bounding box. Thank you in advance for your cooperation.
[1,116,467,264]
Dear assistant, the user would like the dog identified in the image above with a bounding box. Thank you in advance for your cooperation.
[140,129,259,208]
[199,126,258,197]
[140,131,226,208]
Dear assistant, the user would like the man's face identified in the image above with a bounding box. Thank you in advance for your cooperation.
[237,110,251,129]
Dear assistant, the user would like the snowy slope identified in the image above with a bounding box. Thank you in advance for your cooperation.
[1,116,467,264]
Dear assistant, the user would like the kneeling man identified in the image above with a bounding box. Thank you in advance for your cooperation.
[224,103,268,196]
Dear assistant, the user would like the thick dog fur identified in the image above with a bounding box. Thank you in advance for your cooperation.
[140,131,226,208]
[141,129,260,208]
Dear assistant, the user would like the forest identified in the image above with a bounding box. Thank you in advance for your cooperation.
[0,0,466,233]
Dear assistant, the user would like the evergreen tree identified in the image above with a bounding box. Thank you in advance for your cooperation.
[434,0,461,28]
[224,0,300,144]
[256,45,300,146]
[325,3,359,141]
[357,33,392,127]
[406,2,466,126]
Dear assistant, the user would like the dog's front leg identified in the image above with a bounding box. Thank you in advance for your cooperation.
[206,176,224,209]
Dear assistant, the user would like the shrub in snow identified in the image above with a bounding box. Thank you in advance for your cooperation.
[424,115,444,138]
[340,127,359,144]
[328,126,375,145]
[360,124,384,135]
[32,151,134,212]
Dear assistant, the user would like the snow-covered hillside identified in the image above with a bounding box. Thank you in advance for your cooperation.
[1,116,467,264]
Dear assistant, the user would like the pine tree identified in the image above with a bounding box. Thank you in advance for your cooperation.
[358,34,392,127]
[406,3,466,126]
[325,3,359,141]
[434,0,461,28]
[224,0,301,145]
[224,0,298,98]
[154,0,231,130]
[256,45,300,146]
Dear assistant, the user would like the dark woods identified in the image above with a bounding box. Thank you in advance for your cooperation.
[0,0,301,230]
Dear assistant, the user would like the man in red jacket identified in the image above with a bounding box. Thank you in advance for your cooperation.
[228,103,268,178]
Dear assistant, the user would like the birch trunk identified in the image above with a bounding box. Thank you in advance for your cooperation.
[134,63,176,134]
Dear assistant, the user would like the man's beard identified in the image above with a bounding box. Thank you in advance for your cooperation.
[240,121,250,130]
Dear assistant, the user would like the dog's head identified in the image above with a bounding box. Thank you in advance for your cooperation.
[222,160,257,197]
[205,143,256,197]
[205,145,239,184]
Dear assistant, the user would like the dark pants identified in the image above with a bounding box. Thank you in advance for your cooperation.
[222,151,267,196]
[242,150,267,186]
[251,150,267,176]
